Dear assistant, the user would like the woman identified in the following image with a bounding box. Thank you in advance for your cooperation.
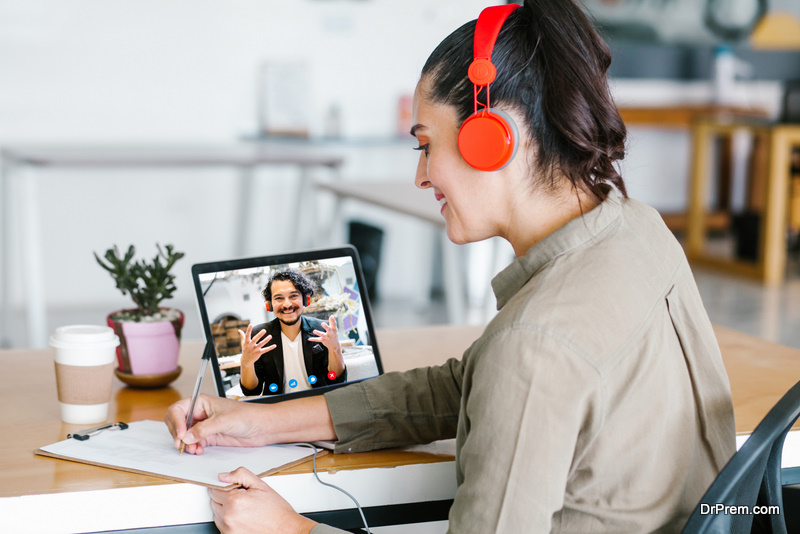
[166,1,735,532]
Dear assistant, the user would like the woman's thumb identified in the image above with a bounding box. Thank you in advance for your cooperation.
[183,415,218,445]
[219,467,267,489]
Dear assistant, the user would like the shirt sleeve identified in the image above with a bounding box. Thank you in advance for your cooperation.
[239,375,264,396]
[448,326,600,533]
[324,358,464,453]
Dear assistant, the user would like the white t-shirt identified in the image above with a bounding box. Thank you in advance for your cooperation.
[281,332,312,393]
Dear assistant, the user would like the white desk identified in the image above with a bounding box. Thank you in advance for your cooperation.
[7,459,457,533]
[316,180,511,324]
[0,143,343,349]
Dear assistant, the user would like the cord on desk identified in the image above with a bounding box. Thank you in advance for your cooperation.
[297,443,371,534]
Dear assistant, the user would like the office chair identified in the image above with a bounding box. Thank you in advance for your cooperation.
[682,379,800,534]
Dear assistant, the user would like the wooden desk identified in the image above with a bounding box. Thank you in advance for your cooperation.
[2,324,799,533]
[617,105,769,234]
[0,143,344,349]
[618,105,767,130]
[686,122,800,284]
[0,326,475,533]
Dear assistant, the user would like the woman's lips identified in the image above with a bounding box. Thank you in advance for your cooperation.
[435,193,447,213]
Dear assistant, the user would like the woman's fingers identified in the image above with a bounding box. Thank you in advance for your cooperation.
[218,467,268,489]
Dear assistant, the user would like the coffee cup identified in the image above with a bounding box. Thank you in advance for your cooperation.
[49,325,120,424]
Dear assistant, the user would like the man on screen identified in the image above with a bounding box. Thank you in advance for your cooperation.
[238,268,347,396]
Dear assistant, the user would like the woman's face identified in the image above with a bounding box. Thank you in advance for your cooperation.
[411,81,514,245]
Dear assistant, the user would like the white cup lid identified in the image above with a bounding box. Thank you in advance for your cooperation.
[50,325,119,349]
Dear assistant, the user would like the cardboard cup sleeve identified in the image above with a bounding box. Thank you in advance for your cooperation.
[55,362,115,405]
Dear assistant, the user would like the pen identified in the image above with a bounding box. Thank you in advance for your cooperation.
[181,347,211,455]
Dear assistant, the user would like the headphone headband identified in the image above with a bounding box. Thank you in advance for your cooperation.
[473,4,520,62]
[469,4,520,86]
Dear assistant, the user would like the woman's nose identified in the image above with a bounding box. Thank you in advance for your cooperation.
[414,155,430,190]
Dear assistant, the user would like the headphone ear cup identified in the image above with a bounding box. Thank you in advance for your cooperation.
[306,295,311,307]
[266,301,271,313]
[458,107,519,172]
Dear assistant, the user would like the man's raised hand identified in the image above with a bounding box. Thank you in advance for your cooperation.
[309,315,340,353]
[239,324,276,367]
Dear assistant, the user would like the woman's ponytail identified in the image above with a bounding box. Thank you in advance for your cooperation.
[522,0,627,198]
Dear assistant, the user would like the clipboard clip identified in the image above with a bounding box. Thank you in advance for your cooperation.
[68,422,129,441]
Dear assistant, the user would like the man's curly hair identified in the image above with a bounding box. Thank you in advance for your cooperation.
[262,268,316,303]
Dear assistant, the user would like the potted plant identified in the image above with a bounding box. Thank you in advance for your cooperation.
[94,244,185,388]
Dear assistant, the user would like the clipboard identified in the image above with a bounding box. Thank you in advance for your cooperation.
[34,420,324,488]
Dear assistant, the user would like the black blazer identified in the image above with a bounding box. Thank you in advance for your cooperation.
[240,316,347,396]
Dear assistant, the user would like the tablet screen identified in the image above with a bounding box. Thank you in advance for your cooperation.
[192,246,383,402]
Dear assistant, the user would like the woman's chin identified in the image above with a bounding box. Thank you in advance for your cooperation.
[445,225,475,245]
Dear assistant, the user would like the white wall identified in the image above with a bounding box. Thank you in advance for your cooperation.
[0,0,497,143]
[0,0,495,317]
[0,0,787,333]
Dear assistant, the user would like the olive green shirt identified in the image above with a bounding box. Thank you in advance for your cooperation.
[314,192,735,533]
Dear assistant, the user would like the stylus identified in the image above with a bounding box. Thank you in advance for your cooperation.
[180,354,210,455]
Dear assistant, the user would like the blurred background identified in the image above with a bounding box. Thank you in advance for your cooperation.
[1,0,799,351]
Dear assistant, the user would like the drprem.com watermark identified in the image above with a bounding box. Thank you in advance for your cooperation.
[700,504,781,516]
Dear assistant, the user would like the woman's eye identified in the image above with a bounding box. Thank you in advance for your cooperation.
[413,144,430,157]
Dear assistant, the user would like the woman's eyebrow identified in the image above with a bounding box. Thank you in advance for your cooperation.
[410,124,425,137]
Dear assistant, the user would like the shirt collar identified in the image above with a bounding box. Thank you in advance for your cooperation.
[491,191,623,310]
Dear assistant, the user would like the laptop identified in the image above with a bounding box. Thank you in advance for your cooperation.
[191,246,384,416]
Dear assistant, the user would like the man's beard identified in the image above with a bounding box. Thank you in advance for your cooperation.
[278,311,301,327]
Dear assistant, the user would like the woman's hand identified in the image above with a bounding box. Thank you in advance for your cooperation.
[209,467,317,534]
[165,394,270,455]
[165,394,339,455]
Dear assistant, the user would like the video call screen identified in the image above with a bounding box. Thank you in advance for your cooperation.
[193,249,383,402]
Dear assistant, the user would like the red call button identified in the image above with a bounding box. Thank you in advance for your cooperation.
[327,371,337,381]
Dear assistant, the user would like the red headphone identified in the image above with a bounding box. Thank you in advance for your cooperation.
[458,4,520,172]
[266,294,311,313]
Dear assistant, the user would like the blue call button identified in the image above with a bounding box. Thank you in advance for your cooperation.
[308,375,317,385]
[288,379,298,389]
[268,383,278,393]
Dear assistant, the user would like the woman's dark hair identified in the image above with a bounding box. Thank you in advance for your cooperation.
[262,268,316,302]
[421,0,627,200]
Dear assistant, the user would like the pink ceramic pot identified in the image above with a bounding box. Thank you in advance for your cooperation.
[107,309,184,376]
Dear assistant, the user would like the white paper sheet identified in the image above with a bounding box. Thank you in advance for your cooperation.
[37,420,315,487]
